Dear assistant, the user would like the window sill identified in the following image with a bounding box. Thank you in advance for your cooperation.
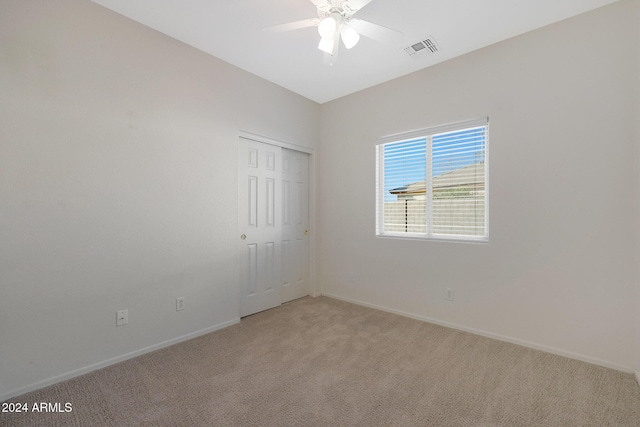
[376,233,489,244]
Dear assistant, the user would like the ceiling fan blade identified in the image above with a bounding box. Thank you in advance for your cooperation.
[264,18,319,33]
[346,0,373,12]
[349,18,404,44]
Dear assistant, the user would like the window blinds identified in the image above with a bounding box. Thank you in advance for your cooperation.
[376,119,488,241]
[381,138,427,233]
[431,126,486,237]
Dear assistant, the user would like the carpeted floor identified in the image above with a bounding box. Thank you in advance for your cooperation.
[2,296,640,426]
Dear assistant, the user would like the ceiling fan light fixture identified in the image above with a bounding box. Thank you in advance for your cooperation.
[340,25,360,49]
[318,36,334,54]
[318,16,337,38]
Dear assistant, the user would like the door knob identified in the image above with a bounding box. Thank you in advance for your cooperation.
[240,234,247,240]
[304,230,308,235]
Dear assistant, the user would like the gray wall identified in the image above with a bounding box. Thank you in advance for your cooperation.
[319,0,639,371]
[0,0,319,398]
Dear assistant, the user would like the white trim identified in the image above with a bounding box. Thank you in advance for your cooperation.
[321,293,634,374]
[239,130,314,154]
[0,318,240,401]
[425,134,433,235]
[483,122,490,239]
[376,233,488,244]
[375,144,384,235]
[308,152,318,297]
[378,117,489,145]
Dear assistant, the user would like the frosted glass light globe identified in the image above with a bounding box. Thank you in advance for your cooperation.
[318,16,337,38]
[341,25,360,49]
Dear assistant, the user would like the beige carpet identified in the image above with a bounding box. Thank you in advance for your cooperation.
[2,296,640,426]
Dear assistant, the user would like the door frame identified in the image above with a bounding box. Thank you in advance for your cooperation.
[238,131,318,306]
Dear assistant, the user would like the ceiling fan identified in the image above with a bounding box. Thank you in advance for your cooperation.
[265,0,403,64]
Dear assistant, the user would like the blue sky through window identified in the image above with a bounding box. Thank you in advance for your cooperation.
[383,138,426,202]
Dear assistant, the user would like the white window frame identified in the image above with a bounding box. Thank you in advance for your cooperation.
[376,118,489,243]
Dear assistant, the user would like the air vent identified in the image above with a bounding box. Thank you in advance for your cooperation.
[404,37,440,58]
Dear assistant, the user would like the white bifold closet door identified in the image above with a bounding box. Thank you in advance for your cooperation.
[280,147,309,304]
[238,137,309,317]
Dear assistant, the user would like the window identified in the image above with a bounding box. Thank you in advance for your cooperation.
[376,118,488,242]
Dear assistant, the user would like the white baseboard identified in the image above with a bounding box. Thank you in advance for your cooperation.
[322,293,634,374]
[0,318,240,402]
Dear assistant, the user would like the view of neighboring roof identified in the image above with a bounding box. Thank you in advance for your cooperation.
[389,163,485,195]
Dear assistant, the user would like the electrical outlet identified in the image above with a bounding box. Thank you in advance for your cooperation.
[176,297,185,311]
[446,288,454,301]
[116,309,128,326]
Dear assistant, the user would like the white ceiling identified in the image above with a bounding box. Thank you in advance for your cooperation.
[90,0,618,104]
